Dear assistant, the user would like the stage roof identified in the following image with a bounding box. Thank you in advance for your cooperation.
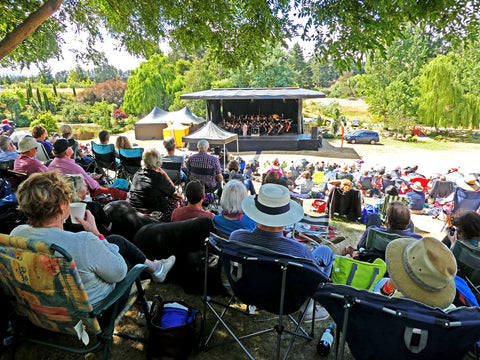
[180,87,325,100]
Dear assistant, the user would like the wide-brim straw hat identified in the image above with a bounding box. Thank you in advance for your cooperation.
[457,174,480,192]
[411,181,424,192]
[17,136,39,153]
[386,237,457,309]
[242,184,304,227]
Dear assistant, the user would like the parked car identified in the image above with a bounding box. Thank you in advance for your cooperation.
[345,130,379,144]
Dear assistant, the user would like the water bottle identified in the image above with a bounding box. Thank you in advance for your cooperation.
[317,322,335,356]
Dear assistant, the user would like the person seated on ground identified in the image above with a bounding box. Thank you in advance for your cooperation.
[230,183,334,320]
[356,201,422,250]
[0,135,18,161]
[129,148,181,222]
[371,236,456,309]
[227,159,255,195]
[11,171,176,308]
[32,125,57,158]
[1,119,14,136]
[244,163,253,179]
[63,174,112,235]
[442,211,480,248]
[406,181,426,212]
[186,139,223,194]
[213,180,257,236]
[13,136,47,174]
[98,129,119,157]
[171,180,215,222]
[162,136,187,183]
[295,170,314,194]
[48,138,128,200]
[266,158,284,178]
[428,175,455,202]
[262,170,290,189]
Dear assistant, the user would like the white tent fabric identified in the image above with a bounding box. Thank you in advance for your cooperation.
[182,121,239,168]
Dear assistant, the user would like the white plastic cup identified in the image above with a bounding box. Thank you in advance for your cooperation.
[70,202,87,224]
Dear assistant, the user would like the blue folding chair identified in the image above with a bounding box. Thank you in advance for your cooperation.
[203,233,330,360]
[118,147,144,181]
[314,283,480,360]
[453,187,480,214]
[91,142,118,181]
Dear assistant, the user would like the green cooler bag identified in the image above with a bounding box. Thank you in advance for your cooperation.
[331,257,387,291]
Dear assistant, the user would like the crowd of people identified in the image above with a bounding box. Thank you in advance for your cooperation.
[1,124,480,355]
[220,114,296,136]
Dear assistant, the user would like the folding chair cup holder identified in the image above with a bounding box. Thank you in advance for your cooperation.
[202,233,330,360]
[0,234,150,359]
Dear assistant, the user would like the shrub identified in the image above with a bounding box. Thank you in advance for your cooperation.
[15,113,31,128]
[77,79,127,106]
[62,103,87,123]
[322,132,335,139]
[29,111,59,134]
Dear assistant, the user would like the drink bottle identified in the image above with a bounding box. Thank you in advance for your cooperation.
[317,322,335,356]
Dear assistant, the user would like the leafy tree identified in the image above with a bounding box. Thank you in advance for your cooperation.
[3,1,479,70]
[55,70,69,83]
[123,54,178,115]
[38,64,55,84]
[0,91,20,119]
[309,59,339,88]
[93,64,119,83]
[29,111,59,134]
[289,43,313,88]
[88,101,116,129]
[62,103,87,123]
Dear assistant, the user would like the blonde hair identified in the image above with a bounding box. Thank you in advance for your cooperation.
[64,174,85,202]
[115,135,132,150]
[16,171,71,227]
[142,148,162,170]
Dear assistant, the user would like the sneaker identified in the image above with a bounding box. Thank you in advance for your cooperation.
[304,305,330,322]
[152,255,176,283]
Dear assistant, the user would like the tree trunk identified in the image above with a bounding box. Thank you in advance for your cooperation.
[0,0,63,61]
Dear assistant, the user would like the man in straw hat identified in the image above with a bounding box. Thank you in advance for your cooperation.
[13,136,47,174]
[406,181,426,211]
[373,236,457,309]
[230,183,335,321]
[457,174,480,192]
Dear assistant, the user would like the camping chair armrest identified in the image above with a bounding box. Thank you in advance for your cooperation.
[93,264,147,315]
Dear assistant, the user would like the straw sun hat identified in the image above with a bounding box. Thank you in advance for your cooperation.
[386,237,457,309]
[411,181,424,192]
[457,174,480,192]
[17,136,39,153]
[242,184,304,227]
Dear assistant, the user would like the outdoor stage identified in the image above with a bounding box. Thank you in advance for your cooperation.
[225,133,319,152]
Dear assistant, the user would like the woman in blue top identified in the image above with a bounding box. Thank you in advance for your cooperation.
[213,180,256,236]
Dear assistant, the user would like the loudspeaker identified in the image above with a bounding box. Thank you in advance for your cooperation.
[311,126,318,139]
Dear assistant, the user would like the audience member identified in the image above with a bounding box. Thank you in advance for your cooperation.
[0,135,18,161]
[59,124,90,162]
[48,138,127,200]
[14,136,47,174]
[171,180,215,222]
[1,119,13,136]
[11,171,176,307]
[32,125,56,157]
[99,129,119,157]
[115,135,133,150]
[443,211,480,248]
[357,201,422,250]
[213,180,257,236]
[227,159,255,195]
[186,139,223,193]
[129,148,180,221]
[162,136,187,183]
[406,181,426,211]
[295,170,314,194]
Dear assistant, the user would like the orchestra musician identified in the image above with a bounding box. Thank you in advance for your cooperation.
[219,113,295,136]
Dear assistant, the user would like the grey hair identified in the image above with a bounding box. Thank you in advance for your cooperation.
[197,139,209,152]
[0,135,12,151]
[60,124,73,138]
[220,180,248,214]
[143,148,162,170]
[64,174,85,202]
[163,137,176,152]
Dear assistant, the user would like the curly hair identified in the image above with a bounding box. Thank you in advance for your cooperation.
[115,135,132,150]
[31,126,46,139]
[142,148,162,170]
[16,171,72,227]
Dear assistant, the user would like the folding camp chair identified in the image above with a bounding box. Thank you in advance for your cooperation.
[452,240,480,296]
[0,159,14,178]
[34,142,50,163]
[91,142,118,181]
[428,179,455,202]
[452,187,480,214]
[314,283,480,360]
[357,228,404,262]
[289,214,335,246]
[118,147,144,181]
[161,159,185,187]
[0,234,150,359]
[203,233,330,360]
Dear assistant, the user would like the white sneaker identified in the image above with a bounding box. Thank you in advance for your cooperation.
[304,305,329,322]
[152,255,176,283]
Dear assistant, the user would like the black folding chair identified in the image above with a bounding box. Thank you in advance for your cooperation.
[203,233,330,360]
[452,240,480,296]
[315,283,480,360]
[91,142,118,181]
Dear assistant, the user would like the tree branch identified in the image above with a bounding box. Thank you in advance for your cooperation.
[0,0,63,61]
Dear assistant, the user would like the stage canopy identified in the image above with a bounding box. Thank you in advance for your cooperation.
[179,87,325,134]
[134,106,205,139]
[182,121,239,163]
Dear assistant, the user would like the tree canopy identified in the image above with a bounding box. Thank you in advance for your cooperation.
[2,0,480,70]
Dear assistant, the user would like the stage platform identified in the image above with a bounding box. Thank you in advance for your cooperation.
[227,134,319,152]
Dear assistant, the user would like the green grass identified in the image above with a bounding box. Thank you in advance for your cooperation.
[380,138,452,150]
